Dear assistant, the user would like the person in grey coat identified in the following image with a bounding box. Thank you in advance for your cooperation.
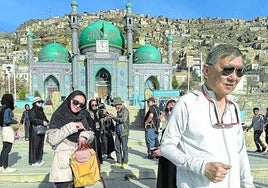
[246,107,267,152]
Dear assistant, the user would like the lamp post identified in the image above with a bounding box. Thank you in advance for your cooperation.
[13,60,17,102]
[6,66,11,94]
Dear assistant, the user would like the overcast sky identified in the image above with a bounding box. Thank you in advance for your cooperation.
[0,0,267,32]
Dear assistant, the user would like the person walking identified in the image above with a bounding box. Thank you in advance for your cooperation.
[246,107,266,152]
[46,90,95,188]
[20,104,31,141]
[109,97,130,169]
[144,97,161,159]
[0,94,18,173]
[160,44,255,187]
[28,97,49,166]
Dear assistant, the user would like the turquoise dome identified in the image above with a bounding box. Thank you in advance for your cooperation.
[167,35,173,41]
[133,44,162,64]
[126,1,133,8]
[38,42,69,63]
[79,20,124,51]
[71,0,78,6]
[27,31,34,39]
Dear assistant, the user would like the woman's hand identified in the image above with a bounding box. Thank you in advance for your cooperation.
[78,136,87,148]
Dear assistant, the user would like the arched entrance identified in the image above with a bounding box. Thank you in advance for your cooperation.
[96,68,111,99]
[44,75,59,105]
[145,76,157,90]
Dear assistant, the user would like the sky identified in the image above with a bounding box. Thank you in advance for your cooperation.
[0,0,267,32]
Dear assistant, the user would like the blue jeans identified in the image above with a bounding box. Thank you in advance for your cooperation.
[145,128,159,154]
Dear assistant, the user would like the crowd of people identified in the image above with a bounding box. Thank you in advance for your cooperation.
[1,44,266,187]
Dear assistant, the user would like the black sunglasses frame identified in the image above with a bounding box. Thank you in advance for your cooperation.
[221,66,244,78]
[207,64,244,78]
[72,99,86,109]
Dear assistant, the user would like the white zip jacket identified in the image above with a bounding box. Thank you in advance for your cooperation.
[160,86,255,188]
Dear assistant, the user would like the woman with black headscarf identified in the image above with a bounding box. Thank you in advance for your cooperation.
[0,94,18,173]
[29,96,49,166]
[46,90,94,188]
[82,99,103,164]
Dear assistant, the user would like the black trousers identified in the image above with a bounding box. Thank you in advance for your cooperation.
[0,142,12,168]
[254,130,265,150]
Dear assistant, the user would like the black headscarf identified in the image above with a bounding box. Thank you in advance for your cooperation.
[1,94,15,110]
[49,90,89,142]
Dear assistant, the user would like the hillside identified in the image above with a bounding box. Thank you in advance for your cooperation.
[0,9,267,68]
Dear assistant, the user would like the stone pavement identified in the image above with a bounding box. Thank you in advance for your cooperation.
[0,128,267,187]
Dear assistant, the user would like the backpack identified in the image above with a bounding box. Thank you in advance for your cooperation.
[0,105,7,127]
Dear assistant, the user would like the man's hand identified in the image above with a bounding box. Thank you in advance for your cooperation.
[204,162,232,183]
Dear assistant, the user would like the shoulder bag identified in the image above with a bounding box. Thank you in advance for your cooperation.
[70,143,101,187]
[33,125,47,135]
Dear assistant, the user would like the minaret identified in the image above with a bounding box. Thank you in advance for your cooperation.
[167,34,173,90]
[125,0,134,103]
[69,0,80,91]
[27,31,34,63]
[167,34,173,65]
[27,31,34,95]
[69,0,79,55]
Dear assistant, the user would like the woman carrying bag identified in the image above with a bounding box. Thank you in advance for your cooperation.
[29,96,49,166]
[46,90,95,188]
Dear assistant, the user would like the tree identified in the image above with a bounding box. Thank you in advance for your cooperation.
[152,76,160,90]
[34,90,41,97]
[172,76,179,89]
[17,89,27,100]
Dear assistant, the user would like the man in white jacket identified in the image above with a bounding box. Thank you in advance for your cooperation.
[161,44,255,188]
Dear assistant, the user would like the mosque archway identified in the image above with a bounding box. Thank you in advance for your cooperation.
[96,68,111,99]
[145,76,158,91]
[44,75,59,105]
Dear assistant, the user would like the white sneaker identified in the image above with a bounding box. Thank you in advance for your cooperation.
[0,166,3,172]
[2,167,17,173]
[38,160,45,166]
[31,163,40,167]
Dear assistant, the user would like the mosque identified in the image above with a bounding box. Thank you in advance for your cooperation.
[28,1,174,106]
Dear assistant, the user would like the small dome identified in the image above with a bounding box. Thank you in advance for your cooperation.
[133,44,162,64]
[167,35,173,41]
[27,31,34,39]
[79,20,124,51]
[126,1,133,8]
[38,42,69,63]
[71,0,78,7]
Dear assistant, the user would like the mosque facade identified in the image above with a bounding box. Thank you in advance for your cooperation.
[28,1,173,106]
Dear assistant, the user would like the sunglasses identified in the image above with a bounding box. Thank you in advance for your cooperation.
[207,64,244,78]
[91,104,98,107]
[72,99,86,109]
[221,66,244,78]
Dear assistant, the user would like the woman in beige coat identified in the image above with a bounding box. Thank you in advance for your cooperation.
[46,90,95,188]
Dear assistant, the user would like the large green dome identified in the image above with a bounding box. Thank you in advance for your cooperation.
[38,42,69,63]
[133,44,162,64]
[79,20,124,51]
